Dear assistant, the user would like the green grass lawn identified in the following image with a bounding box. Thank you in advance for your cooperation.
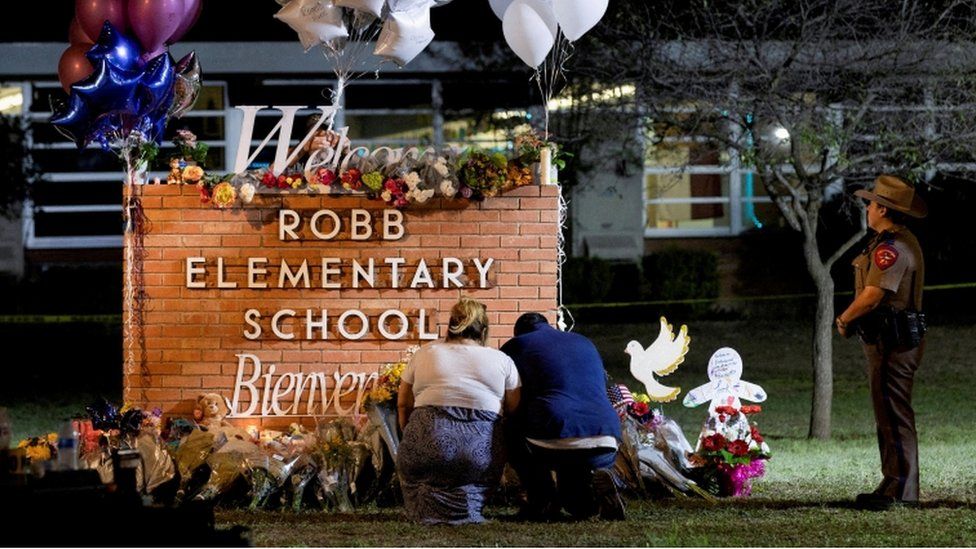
[5,318,976,545]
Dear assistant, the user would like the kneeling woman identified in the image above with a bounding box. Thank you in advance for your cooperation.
[397,298,521,524]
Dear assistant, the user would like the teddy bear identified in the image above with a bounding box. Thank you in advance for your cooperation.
[166,157,183,185]
[194,393,251,441]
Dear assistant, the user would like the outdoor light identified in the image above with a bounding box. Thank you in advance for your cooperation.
[773,127,790,140]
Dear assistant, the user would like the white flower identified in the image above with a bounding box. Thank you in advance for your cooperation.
[414,188,435,204]
[239,183,256,204]
[381,190,392,202]
[404,171,421,190]
[433,162,449,177]
[439,179,457,198]
[761,441,770,454]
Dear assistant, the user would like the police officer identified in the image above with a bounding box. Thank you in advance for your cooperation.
[836,174,927,510]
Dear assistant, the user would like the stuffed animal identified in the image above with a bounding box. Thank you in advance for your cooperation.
[166,157,183,185]
[195,393,250,441]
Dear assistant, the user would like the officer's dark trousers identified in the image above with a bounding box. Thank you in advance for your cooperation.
[862,339,924,502]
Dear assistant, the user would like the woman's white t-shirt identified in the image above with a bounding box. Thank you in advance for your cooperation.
[401,342,521,414]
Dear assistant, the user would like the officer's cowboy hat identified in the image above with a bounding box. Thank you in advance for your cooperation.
[855,175,928,218]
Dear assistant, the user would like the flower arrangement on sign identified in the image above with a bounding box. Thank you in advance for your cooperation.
[163,129,245,208]
[178,129,562,211]
[690,405,771,497]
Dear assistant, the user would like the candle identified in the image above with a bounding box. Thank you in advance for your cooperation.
[540,147,552,186]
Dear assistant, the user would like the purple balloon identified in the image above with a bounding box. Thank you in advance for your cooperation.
[128,0,183,55]
[167,0,202,45]
[75,0,128,42]
[69,18,94,46]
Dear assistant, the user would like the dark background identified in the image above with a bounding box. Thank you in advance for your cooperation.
[1,1,501,43]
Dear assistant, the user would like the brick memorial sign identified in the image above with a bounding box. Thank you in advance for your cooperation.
[125,184,559,427]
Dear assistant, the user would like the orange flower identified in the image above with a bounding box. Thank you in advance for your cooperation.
[211,182,237,209]
[182,165,204,183]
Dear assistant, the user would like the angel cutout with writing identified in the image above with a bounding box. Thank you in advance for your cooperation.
[625,317,690,402]
[682,347,766,414]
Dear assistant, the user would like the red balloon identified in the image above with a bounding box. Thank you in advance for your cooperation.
[168,0,202,45]
[128,0,183,55]
[69,18,94,46]
[75,0,129,41]
[58,44,95,93]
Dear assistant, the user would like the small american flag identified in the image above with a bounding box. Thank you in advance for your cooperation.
[606,384,634,417]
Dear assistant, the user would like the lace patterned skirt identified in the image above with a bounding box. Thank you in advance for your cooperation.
[398,405,504,524]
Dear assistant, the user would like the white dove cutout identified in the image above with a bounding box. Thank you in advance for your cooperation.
[682,347,767,414]
[625,317,690,402]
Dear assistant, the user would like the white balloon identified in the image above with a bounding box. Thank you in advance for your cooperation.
[275,0,349,51]
[387,0,434,12]
[334,0,386,17]
[552,0,608,41]
[502,1,555,68]
[489,0,513,20]
[517,0,557,40]
[374,5,435,66]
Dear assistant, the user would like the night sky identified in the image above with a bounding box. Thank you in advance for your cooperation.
[1,1,502,43]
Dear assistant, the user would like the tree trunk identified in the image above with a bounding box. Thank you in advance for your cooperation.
[800,229,835,439]
[808,270,835,439]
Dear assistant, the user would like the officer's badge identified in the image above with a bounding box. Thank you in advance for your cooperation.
[873,244,899,270]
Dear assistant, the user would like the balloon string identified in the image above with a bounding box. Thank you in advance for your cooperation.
[532,34,574,329]
[535,33,574,140]
[557,186,573,332]
[322,11,383,94]
[121,148,150,404]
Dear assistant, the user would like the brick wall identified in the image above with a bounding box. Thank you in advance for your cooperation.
[125,184,559,426]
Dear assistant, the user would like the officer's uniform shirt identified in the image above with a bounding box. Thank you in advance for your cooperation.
[852,225,924,311]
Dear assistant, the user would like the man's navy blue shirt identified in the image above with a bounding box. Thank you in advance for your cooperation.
[500,323,621,441]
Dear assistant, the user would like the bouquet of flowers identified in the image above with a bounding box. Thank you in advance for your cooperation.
[166,129,209,186]
[458,149,508,198]
[607,383,709,499]
[18,433,58,464]
[312,418,370,512]
[513,129,570,185]
[361,346,418,465]
[690,405,770,497]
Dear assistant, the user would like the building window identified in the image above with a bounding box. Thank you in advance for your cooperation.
[643,122,772,238]
[24,81,229,250]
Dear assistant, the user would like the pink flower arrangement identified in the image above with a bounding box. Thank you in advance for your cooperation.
[691,406,771,497]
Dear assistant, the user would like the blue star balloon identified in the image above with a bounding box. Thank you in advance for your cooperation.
[49,94,92,147]
[146,105,170,143]
[138,53,175,115]
[51,23,182,150]
[86,21,143,72]
[72,59,142,120]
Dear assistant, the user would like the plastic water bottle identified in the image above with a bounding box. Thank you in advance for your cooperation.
[57,420,79,471]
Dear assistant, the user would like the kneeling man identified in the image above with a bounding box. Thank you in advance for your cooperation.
[501,312,625,521]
